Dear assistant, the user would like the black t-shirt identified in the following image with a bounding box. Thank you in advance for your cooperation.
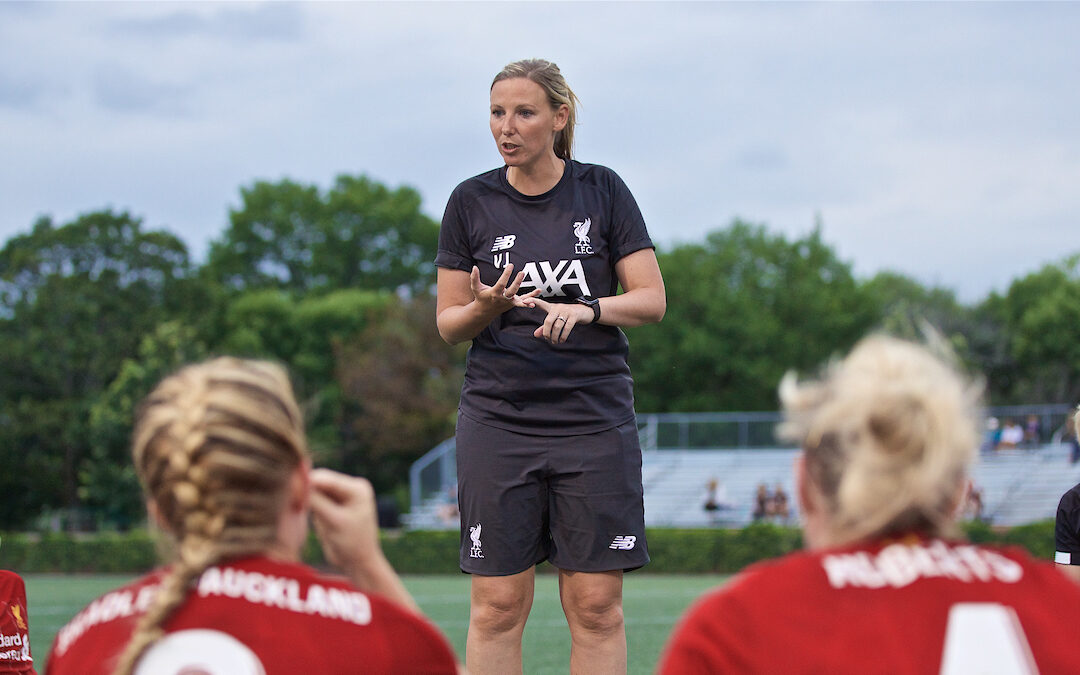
[1055,482,1080,565]
[436,160,654,435]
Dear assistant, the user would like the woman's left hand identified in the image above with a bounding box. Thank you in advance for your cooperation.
[517,297,594,344]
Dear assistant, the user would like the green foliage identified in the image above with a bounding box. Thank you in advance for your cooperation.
[629,221,879,412]
[330,294,466,489]
[81,322,209,528]
[0,211,194,527]
[0,523,1058,575]
[999,520,1056,561]
[206,175,438,295]
[0,531,158,573]
[974,255,1080,404]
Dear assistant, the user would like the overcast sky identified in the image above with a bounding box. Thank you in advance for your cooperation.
[2,2,1078,302]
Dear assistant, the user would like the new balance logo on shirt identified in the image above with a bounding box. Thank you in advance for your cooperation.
[609,535,637,550]
[491,235,517,252]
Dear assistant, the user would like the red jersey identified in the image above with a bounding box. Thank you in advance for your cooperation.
[0,571,35,674]
[659,537,1080,674]
[46,556,457,675]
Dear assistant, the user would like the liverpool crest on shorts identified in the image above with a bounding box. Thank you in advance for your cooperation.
[469,523,485,558]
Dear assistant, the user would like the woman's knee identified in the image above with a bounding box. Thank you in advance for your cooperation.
[471,577,532,635]
[563,589,624,636]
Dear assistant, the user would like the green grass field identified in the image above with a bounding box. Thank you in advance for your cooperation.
[26,572,728,673]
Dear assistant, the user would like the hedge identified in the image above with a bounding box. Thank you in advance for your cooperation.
[0,520,1055,575]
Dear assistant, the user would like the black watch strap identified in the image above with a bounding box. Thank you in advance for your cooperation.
[577,295,601,324]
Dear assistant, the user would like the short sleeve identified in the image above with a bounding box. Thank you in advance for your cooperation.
[606,171,653,263]
[435,186,473,272]
[1055,486,1080,564]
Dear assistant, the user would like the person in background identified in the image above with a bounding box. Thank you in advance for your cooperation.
[1022,414,1041,448]
[659,335,1080,673]
[979,417,1000,454]
[771,483,790,524]
[1054,405,1080,584]
[435,58,665,675]
[0,562,35,675]
[752,483,771,522]
[46,358,458,675]
[997,418,1024,449]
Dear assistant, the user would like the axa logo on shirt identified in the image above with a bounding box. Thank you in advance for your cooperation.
[516,260,592,297]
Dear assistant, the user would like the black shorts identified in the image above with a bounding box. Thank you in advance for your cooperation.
[455,413,649,575]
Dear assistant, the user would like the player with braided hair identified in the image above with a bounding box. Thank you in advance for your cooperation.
[46,358,457,675]
[660,335,1080,674]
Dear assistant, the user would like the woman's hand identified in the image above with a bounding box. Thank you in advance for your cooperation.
[308,469,381,573]
[470,263,541,309]
[309,468,420,612]
[525,297,595,344]
[435,264,540,345]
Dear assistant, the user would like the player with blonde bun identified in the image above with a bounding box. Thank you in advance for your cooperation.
[660,335,1080,674]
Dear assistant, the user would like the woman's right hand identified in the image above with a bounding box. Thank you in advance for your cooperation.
[309,468,421,612]
[470,263,540,309]
[308,468,381,573]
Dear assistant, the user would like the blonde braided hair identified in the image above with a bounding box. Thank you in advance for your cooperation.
[113,358,307,675]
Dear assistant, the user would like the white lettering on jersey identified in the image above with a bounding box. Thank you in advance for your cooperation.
[198,567,373,626]
[518,259,591,297]
[54,584,161,656]
[939,604,1036,674]
[135,629,267,675]
[493,252,511,269]
[821,542,1023,589]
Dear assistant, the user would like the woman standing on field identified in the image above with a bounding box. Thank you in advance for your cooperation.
[435,58,665,674]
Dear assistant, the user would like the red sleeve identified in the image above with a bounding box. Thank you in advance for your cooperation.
[0,571,36,675]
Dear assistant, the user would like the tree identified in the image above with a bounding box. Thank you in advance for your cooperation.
[206,175,439,295]
[627,221,879,413]
[82,322,208,529]
[980,255,1080,404]
[0,211,195,526]
[332,294,466,492]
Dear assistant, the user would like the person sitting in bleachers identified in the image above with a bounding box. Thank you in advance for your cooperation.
[751,483,772,522]
[998,418,1024,449]
[771,483,790,524]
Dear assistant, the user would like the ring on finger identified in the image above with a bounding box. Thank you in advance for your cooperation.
[555,316,566,323]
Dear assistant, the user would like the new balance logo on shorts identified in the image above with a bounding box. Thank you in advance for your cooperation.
[609,535,637,550]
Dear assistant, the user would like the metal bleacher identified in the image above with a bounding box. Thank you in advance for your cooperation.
[406,407,1078,530]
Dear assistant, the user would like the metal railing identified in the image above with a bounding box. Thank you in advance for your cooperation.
[408,404,1078,519]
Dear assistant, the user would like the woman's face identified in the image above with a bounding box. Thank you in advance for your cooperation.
[489,77,567,170]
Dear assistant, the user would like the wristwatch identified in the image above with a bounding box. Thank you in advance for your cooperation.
[576,295,601,324]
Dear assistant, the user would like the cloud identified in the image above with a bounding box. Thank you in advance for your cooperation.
[109,3,304,42]
[0,74,52,111]
[92,65,192,116]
